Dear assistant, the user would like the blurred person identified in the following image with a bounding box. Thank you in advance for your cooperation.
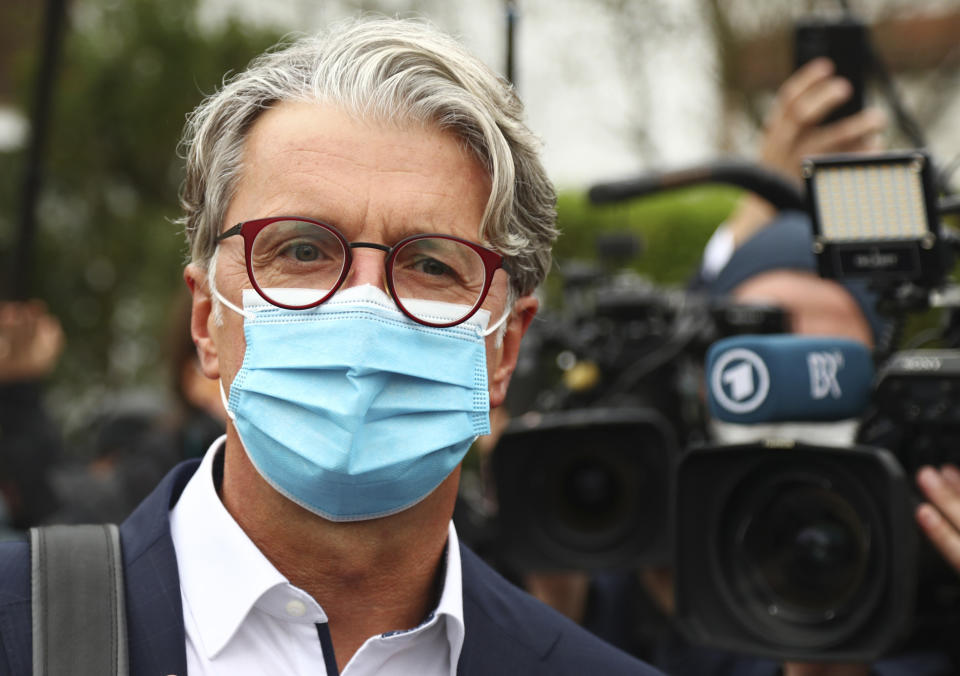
[0,300,65,532]
[695,57,887,348]
[47,393,173,524]
[700,58,960,596]
[659,220,952,676]
[0,16,661,676]
[0,298,186,529]
[0,496,16,541]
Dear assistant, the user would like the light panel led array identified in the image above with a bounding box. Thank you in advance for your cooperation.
[813,162,928,242]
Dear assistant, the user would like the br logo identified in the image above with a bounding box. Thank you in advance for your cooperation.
[807,350,844,400]
[710,348,770,414]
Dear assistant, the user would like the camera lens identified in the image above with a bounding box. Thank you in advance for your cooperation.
[539,451,641,552]
[556,458,626,531]
[715,460,886,648]
[530,420,669,557]
[494,408,678,568]
[740,484,867,617]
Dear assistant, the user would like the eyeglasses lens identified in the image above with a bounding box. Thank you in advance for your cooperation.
[391,237,486,323]
[250,220,487,324]
[250,219,346,307]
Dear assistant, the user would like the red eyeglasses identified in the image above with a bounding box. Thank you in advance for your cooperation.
[216,216,506,327]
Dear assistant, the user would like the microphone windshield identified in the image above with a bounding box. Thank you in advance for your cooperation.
[706,334,874,424]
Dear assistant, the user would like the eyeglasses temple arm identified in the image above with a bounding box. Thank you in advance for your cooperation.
[216,223,244,242]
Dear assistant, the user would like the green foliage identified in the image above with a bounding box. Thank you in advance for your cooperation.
[549,185,741,301]
[0,0,282,419]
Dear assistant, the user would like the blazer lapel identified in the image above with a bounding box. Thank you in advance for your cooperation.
[457,543,561,675]
[120,459,200,676]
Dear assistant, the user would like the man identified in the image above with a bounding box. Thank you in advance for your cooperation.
[0,16,659,676]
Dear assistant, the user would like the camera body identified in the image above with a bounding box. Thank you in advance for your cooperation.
[675,340,960,662]
[858,350,960,651]
[672,147,960,662]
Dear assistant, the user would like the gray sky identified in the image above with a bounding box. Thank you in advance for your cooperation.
[6,1,958,189]
[193,0,960,193]
[197,0,720,191]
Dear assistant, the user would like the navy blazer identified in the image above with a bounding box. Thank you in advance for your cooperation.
[0,459,659,675]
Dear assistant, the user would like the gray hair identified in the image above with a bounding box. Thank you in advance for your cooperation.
[179,16,557,297]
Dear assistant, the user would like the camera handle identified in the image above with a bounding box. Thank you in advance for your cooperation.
[589,158,960,363]
[590,159,960,217]
[588,160,806,212]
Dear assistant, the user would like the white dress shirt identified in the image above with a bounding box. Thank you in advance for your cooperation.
[169,437,465,675]
[699,222,735,281]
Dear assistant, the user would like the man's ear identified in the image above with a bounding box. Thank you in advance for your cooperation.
[183,263,220,380]
[489,295,538,409]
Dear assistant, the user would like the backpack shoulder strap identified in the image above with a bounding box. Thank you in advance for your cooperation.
[30,524,129,676]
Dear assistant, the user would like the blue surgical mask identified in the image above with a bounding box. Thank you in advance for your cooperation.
[213,282,504,521]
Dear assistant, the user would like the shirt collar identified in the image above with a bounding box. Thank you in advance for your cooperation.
[170,436,309,658]
[169,437,465,668]
[436,522,465,668]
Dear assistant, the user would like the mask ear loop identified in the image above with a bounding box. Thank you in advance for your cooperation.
[208,246,257,321]
[208,246,248,423]
[480,306,511,338]
[219,379,237,422]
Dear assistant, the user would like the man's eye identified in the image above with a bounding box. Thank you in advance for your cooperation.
[275,240,325,262]
[416,257,453,276]
[293,243,319,261]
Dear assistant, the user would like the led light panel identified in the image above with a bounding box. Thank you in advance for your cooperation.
[813,163,928,242]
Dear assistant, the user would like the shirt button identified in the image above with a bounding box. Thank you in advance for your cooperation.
[285,600,307,617]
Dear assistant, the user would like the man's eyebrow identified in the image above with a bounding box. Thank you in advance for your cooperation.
[267,213,474,245]
[352,222,465,244]
[388,223,449,240]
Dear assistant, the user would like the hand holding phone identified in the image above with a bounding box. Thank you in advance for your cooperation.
[794,18,868,124]
[757,46,886,185]
[721,18,887,248]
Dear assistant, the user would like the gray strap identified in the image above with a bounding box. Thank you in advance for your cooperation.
[30,524,129,676]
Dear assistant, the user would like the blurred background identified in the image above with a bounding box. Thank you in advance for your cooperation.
[1,0,959,442]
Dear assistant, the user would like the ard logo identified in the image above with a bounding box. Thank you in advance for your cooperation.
[710,348,770,414]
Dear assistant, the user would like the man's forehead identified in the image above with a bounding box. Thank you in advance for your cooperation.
[226,100,491,242]
[246,101,437,158]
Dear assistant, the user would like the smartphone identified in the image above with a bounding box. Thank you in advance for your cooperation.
[794,18,868,124]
